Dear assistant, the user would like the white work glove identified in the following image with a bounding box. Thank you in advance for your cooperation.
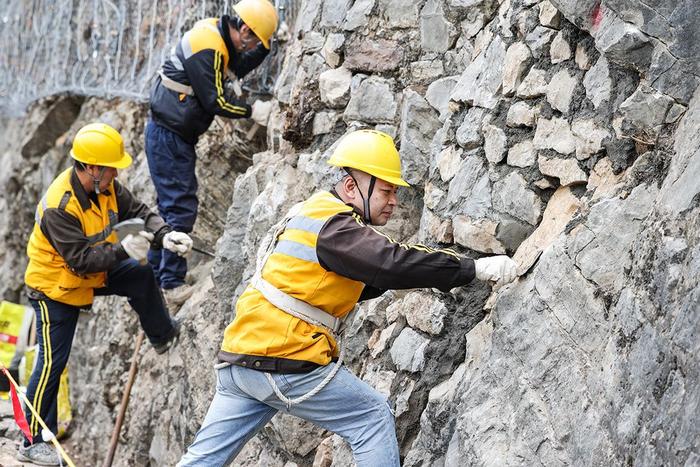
[276,21,290,42]
[121,231,154,263]
[163,231,193,257]
[250,100,272,126]
[474,256,518,285]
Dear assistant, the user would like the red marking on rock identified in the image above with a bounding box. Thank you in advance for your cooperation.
[591,1,603,29]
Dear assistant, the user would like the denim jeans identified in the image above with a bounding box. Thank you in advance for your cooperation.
[144,120,198,289]
[177,364,400,467]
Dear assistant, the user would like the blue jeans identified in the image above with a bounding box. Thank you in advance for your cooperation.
[25,259,176,445]
[177,364,400,466]
[144,120,198,289]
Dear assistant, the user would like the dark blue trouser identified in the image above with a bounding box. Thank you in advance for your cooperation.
[145,120,198,289]
[24,259,176,444]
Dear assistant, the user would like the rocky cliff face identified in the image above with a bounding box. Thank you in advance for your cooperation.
[0,0,698,466]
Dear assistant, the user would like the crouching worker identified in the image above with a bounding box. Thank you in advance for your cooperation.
[18,123,193,465]
[177,130,518,467]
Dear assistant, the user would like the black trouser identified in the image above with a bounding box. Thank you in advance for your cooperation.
[25,259,176,444]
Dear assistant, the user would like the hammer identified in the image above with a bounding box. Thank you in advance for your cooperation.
[113,218,215,258]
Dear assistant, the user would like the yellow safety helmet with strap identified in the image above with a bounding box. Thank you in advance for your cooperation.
[327,129,409,187]
[233,0,279,50]
[69,123,132,169]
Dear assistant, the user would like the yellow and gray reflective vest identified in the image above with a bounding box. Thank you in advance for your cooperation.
[219,191,365,370]
[25,168,119,307]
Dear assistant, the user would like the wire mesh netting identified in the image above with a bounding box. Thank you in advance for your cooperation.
[0,0,296,116]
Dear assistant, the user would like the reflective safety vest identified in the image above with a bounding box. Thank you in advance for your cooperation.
[220,191,365,366]
[25,168,119,307]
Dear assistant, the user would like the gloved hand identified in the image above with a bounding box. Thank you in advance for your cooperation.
[163,231,193,257]
[474,256,518,285]
[276,21,290,42]
[121,231,154,263]
[250,100,272,126]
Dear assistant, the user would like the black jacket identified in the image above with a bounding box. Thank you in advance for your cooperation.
[150,16,269,144]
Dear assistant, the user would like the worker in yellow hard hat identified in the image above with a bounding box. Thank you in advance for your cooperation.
[19,123,193,466]
[177,130,518,466]
[146,0,279,308]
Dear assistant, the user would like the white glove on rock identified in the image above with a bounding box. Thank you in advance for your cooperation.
[474,256,518,285]
[250,100,272,126]
[121,231,154,263]
[163,231,193,257]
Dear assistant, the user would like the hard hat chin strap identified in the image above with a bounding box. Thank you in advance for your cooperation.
[345,168,376,225]
[90,166,107,195]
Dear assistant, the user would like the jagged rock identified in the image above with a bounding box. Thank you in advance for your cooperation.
[492,172,543,225]
[456,107,487,149]
[538,154,587,186]
[502,42,531,96]
[424,182,446,210]
[594,12,654,72]
[516,68,548,98]
[453,215,506,254]
[321,33,345,67]
[483,124,507,163]
[539,0,561,28]
[617,83,674,140]
[447,154,492,218]
[506,101,537,127]
[571,119,610,159]
[583,56,611,109]
[666,103,687,124]
[575,42,591,70]
[513,186,581,274]
[420,208,454,243]
[344,76,397,123]
[659,87,700,213]
[320,0,351,28]
[534,177,554,189]
[550,31,571,64]
[394,379,417,417]
[460,8,491,38]
[344,37,402,73]
[362,363,396,397]
[437,145,463,182]
[533,116,576,154]
[390,328,430,372]
[546,69,577,113]
[344,0,374,30]
[426,76,459,120]
[525,26,556,57]
[572,184,657,291]
[399,90,442,185]
[312,111,338,135]
[378,0,422,28]
[451,36,506,109]
[319,67,352,108]
[587,157,624,201]
[294,0,323,33]
[410,60,445,84]
[395,291,448,335]
[507,140,536,167]
[421,0,458,53]
[301,31,325,53]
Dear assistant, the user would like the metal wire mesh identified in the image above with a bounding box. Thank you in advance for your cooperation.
[0,0,296,116]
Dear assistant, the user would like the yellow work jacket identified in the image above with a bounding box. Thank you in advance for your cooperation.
[220,191,365,368]
[25,168,119,307]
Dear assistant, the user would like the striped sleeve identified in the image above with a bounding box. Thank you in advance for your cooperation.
[182,48,251,119]
[316,211,475,292]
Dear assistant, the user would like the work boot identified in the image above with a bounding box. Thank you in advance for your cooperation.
[163,284,194,309]
[17,442,60,466]
[153,319,181,355]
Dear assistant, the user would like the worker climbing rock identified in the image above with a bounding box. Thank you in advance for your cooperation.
[145,0,279,307]
[177,130,518,466]
[19,123,193,466]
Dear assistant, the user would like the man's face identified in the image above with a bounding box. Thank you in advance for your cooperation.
[350,172,399,226]
[239,24,261,52]
[87,165,118,192]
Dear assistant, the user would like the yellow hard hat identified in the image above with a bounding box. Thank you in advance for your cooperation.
[233,0,279,50]
[328,130,409,187]
[70,123,132,169]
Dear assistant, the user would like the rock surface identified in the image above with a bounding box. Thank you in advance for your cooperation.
[0,1,699,466]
